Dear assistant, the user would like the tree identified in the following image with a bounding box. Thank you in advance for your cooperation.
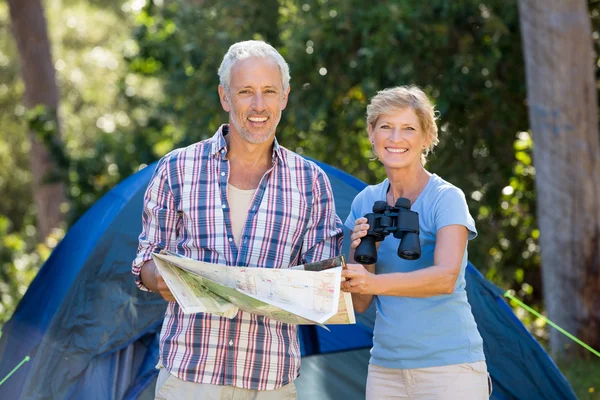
[7,0,66,239]
[519,0,600,358]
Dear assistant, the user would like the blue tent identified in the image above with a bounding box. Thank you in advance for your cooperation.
[0,160,576,400]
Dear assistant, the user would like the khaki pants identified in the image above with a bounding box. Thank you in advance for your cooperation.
[366,361,492,400]
[154,368,297,400]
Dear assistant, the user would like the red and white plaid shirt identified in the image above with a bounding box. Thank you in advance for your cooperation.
[132,125,343,390]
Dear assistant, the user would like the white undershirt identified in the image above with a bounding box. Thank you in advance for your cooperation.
[227,183,256,247]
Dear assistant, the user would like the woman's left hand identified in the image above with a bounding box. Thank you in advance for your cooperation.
[341,263,377,294]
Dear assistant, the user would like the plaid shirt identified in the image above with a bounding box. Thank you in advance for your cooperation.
[132,125,343,390]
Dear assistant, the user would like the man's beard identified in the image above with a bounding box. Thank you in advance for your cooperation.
[230,109,282,145]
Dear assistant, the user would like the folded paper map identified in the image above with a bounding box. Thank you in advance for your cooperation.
[151,252,356,326]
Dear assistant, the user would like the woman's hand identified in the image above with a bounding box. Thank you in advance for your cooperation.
[341,263,378,294]
[349,217,371,250]
[350,217,380,266]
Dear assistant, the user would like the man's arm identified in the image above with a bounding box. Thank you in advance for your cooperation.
[300,168,344,264]
[132,156,179,301]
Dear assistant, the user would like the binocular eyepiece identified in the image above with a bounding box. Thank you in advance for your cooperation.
[354,198,421,265]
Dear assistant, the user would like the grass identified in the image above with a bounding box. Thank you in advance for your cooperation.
[558,357,600,399]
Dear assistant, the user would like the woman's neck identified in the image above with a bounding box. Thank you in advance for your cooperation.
[385,166,431,206]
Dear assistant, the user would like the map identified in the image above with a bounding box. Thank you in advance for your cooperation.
[152,252,355,326]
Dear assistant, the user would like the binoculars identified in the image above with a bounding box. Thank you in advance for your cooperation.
[354,198,421,264]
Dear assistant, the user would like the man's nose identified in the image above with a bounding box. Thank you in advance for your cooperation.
[252,93,266,111]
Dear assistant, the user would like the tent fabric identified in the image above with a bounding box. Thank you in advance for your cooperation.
[0,159,576,400]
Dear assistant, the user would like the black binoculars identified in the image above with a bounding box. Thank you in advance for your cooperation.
[354,198,421,264]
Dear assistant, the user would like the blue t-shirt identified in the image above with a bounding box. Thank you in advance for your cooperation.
[345,174,485,369]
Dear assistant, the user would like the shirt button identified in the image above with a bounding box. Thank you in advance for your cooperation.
[222,204,226,209]
[221,149,225,154]
[228,237,233,242]
[229,340,233,346]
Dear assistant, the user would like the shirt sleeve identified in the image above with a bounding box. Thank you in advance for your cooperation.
[131,156,181,290]
[300,169,343,264]
[344,191,366,232]
[434,186,477,240]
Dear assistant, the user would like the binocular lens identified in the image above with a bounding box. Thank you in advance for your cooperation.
[399,250,419,260]
[354,236,378,264]
[397,232,421,260]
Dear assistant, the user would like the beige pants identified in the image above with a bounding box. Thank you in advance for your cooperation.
[366,361,492,400]
[154,368,297,400]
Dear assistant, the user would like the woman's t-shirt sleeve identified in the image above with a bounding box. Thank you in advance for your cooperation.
[434,186,477,240]
[345,189,368,231]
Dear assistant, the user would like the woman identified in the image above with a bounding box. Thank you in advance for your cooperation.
[342,85,491,399]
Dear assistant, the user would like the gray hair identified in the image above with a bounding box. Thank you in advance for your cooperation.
[218,40,290,93]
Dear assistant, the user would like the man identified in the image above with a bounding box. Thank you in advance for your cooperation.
[132,40,343,399]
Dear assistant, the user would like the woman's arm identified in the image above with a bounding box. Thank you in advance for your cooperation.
[343,224,468,298]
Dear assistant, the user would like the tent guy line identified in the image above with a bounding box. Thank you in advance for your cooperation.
[0,356,29,386]
[504,291,600,359]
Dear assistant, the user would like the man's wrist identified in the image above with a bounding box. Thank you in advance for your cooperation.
[140,261,158,292]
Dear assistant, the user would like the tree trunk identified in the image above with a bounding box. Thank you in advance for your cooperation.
[8,0,66,239]
[518,0,600,359]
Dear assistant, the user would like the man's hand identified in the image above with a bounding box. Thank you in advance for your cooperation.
[140,260,176,302]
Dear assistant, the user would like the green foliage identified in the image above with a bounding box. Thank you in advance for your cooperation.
[0,3,38,327]
[0,215,59,326]
[558,357,600,399]
[0,3,32,235]
[0,0,132,326]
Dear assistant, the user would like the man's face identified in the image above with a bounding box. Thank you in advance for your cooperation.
[219,57,290,145]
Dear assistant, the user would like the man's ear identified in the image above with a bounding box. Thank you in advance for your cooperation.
[280,86,291,110]
[218,85,231,112]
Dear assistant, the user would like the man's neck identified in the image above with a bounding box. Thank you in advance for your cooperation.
[225,130,274,190]
[225,126,273,162]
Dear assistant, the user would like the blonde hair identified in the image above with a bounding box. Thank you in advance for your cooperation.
[366,85,439,164]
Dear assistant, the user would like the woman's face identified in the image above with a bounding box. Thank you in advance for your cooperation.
[369,107,429,171]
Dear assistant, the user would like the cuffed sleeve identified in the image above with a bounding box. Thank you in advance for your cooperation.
[132,155,180,290]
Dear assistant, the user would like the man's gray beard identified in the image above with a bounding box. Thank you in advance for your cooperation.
[230,112,281,145]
